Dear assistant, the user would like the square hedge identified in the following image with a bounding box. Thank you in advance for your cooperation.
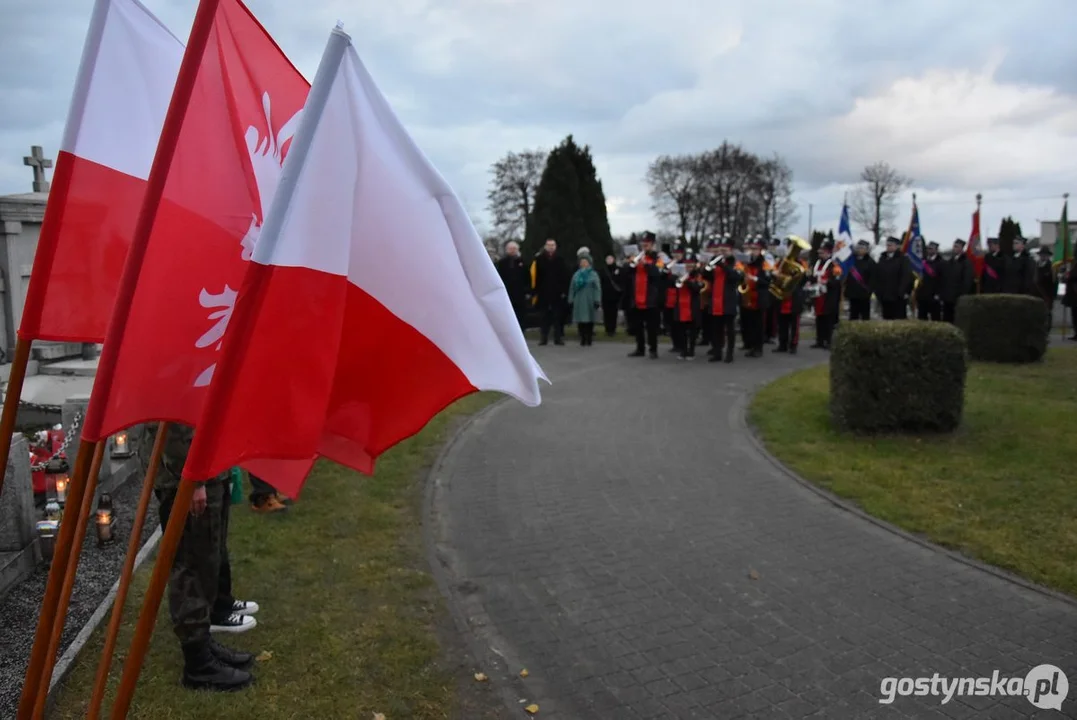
[955,294,1048,363]
[830,320,968,433]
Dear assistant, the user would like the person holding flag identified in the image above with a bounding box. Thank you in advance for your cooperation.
[914,241,945,321]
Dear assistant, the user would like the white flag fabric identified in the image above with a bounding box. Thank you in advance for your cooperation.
[182,27,547,491]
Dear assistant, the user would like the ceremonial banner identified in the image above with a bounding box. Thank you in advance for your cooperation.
[902,199,924,276]
[834,201,855,274]
[19,0,182,343]
[968,203,985,280]
[181,27,547,495]
[79,0,310,452]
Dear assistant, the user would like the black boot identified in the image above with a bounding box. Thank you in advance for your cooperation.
[182,642,254,691]
[209,638,255,671]
[723,347,734,363]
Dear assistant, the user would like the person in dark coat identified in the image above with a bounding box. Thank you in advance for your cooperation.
[496,241,530,331]
[874,236,913,319]
[941,239,975,323]
[773,255,808,354]
[672,253,703,360]
[980,238,1006,293]
[626,231,665,359]
[701,237,744,363]
[915,241,945,321]
[1035,246,1060,332]
[1003,236,1036,295]
[530,238,570,345]
[600,254,624,336]
[1064,263,1077,340]
[844,239,876,320]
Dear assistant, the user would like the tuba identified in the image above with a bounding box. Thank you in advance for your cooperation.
[768,235,811,301]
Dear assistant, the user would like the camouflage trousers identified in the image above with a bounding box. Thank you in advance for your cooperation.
[155,478,235,648]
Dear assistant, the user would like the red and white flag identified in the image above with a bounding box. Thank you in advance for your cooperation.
[968,203,985,280]
[181,28,547,494]
[19,0,183,343]
[80,0,310,454]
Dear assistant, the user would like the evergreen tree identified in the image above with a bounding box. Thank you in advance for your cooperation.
[998,217,1023,255]
[524,135,614,261]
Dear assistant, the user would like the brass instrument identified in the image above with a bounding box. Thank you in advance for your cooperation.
[675,268,696,288]
[768,235,811,301]
[705,254,726,270]
[737,272,758,295]
[628,249,646,268]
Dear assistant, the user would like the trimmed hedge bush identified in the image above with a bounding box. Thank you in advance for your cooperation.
[955,294,1048,363]
[830,321,967,433]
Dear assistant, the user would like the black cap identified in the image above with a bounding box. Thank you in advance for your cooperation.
[641,231,656,242]
[820,240,835,251]
[953,239,966,247]
[856,239,870,248]
[886,236,900,245]
[1039,246,1053,255]
[987,237,999,244]
[1014,235,1026,243]
[927,241,939,250]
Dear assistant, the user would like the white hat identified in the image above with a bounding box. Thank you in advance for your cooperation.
[577,246,590,256]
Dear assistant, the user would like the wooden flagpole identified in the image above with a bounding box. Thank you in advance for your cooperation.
[0,339,33,501]
[32,441,107,718]
[975,194,982,295]
[89,0,224,714]
[16,440,100,717]
[86,422,168,720]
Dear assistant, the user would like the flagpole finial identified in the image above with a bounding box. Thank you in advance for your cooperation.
[912,192,917,203]
[1065,192,1070,201]
[976,193,982,205]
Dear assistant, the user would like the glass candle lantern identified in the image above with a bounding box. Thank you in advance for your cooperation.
[111,431,132,459]
[95,508,115,546]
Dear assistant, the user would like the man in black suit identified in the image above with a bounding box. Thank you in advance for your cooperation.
[531,238,570,345]
[496,241,530,331]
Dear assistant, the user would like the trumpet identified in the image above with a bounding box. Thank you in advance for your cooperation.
[675,270,695,288]
[705,254,726,270]
[737,272,758,295]
[628,250,646,267]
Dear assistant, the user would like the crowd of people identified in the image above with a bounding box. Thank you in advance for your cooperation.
[494,232,1076,362]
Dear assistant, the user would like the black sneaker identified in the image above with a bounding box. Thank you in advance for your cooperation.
[210,613,257,634]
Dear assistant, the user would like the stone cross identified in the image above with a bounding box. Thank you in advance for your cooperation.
[23,145,53,193]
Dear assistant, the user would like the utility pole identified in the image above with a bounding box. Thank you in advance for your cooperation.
[807,203,813,240]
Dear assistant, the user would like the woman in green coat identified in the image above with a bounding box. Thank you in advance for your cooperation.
[568,254,602,346]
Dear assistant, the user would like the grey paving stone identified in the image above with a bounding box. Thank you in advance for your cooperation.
[433,342,1077,719]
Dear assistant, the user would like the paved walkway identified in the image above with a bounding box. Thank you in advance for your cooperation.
[429,340,1077,720]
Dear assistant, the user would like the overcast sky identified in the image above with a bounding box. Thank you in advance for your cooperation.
[2,0,1075,244]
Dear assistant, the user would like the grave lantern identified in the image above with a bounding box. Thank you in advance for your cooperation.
[95,493,116,546]
[45,498,62,522]
[111,431,132,459]
[36,520,59,563]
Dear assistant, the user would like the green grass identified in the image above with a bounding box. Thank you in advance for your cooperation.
[749,347,1077,596]
[51,393,501,720]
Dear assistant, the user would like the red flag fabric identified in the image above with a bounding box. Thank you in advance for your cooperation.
[18,0,183,343]
[969,207,985,280]
[180,29,547,496]
[80,0,309,447]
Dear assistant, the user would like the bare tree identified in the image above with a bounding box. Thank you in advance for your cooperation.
[754,154,798,238]
[849,161,912,244]
[696,142,764,244]
[646,154,707,244]
[486,149,547,241]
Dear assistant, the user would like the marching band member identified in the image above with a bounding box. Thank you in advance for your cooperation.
[845,240,876,320]
[698,238,720,348]
[739,238,774,358]
[664,244,685,352]
[702,237,744,363]
[672,253,703,360]
[764,238,782,343]
[941,239,975,323]
[915,240,945,321]
[626,231,664,359]
[807,240,842,349]
[774,250,809,354]
[875,236,913,319]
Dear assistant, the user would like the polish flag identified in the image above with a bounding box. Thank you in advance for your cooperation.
[18,0,183,343]
[79,0,310,456]
[181,28,547,494]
